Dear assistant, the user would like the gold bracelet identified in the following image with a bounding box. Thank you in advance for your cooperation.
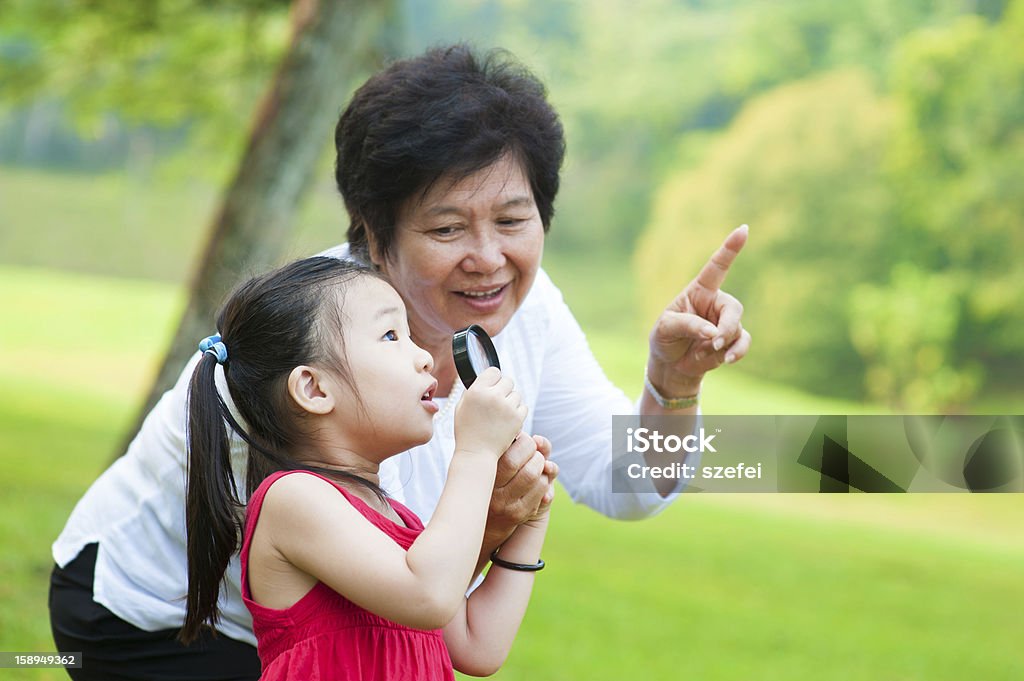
[643,368,700,409]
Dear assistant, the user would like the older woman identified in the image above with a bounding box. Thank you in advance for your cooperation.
[50,44,749,680]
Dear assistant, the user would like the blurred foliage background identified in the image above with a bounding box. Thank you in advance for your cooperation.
[2,0,1021,411]
[1,1,1022,679]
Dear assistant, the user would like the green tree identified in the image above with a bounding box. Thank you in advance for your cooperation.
[637,2,1024,411]
[0,0,291,165]
[127,0,398,453]
[848,264,981,410]
[886,1,1024,396]
[2,0,401,453]
[635,68,897,400]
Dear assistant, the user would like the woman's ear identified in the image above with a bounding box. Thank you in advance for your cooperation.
[363,226,386,272]
[287,366,336,415]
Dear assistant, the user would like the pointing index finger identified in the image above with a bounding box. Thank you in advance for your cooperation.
[694,224,748,292]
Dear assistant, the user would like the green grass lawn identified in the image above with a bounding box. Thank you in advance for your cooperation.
[2,265,1022,680]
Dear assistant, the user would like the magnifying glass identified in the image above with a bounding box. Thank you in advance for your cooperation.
[452,324,500,388]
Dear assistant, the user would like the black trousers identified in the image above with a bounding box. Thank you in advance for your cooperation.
[49,543,262,681]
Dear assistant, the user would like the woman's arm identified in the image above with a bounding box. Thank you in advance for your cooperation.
[529,280,667,518]
[527,227,749,515]
[641,226,750,494]
[443,510,551,676]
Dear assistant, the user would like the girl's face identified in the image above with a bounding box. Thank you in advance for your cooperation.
[331,276,439,456]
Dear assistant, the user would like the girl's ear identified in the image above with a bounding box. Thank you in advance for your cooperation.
[287,366,336,415]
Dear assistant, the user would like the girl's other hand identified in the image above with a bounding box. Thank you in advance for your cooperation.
[529,435,556,526]
[455,367,527,459]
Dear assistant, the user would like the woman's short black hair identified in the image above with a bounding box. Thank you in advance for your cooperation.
[334,43,566,262]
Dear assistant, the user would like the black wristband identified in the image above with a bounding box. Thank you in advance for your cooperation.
[489,549,545,572]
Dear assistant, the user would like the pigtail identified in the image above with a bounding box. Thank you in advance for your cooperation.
[181,351,241,644]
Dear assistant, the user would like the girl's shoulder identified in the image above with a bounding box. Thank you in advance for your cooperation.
[248,469,324,515]
[251,469,358,521]
[255,468,335,498]
[243,471,372,567]
[248,470,422,541]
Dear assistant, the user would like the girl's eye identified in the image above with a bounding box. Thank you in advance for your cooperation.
[384,330,399,341]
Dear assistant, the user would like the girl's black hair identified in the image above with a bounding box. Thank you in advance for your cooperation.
[180,256,386,644]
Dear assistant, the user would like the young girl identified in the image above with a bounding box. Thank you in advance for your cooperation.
[181,256,552,680]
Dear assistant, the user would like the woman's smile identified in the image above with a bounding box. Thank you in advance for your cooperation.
[452,282,511,312]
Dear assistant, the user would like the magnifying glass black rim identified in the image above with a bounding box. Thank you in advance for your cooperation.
[452,324,500,389]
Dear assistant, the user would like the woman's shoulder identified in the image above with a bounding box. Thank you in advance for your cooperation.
[316,243,352,260]
[501,266,575,343]
[512,266,567,322]
[527,266,560,300]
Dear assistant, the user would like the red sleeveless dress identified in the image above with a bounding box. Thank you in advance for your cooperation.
[240,470,455,681]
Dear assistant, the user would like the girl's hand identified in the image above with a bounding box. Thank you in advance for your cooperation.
[526,435,556,526]
[455,367,527,459]
[526,470,555,528]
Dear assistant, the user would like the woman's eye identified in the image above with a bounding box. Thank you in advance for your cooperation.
[431,225,459,237]
[384,330,399,341]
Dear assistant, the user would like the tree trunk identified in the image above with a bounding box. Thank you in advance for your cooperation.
[113,0,399,461]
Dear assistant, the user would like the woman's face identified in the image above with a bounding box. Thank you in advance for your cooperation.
[372,154,545,350]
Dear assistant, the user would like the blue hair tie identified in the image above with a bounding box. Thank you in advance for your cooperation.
[199,333,228,364]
